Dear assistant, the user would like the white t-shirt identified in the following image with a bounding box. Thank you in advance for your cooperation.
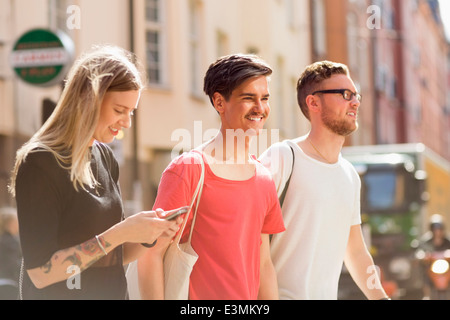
[259,137,361,300]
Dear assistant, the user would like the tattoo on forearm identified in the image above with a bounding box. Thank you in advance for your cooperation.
[63,252,82,267]
[80,237,103,256]
[39,236,114,280]
[97,236,111,250]
[41,260,52,274]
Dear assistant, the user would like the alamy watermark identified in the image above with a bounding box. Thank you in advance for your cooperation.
[65,264,384,291]
[170,121,281,166]
[66,265,81,290]
[64,4,382,31]
[66,5,81,30]
[367,5,382,30]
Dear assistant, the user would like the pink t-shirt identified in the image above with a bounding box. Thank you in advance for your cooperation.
[153,151,285,300]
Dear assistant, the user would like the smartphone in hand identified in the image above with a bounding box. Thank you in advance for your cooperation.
[163,206,189,220]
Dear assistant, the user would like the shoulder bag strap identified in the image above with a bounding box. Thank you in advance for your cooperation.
[175,151,205,245]
[279,145,295,208]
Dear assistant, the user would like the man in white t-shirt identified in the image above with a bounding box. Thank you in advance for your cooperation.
[259,61,389,300]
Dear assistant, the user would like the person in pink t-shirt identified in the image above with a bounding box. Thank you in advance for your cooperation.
[138,54,285,300]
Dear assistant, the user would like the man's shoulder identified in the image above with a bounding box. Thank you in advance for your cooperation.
[162,150,203,177]
[259,139,297,163]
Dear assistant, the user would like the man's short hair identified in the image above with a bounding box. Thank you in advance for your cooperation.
[203,54,272,106]
[296,61,349,120]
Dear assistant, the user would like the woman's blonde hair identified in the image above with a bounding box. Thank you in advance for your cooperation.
[9,45,145,196]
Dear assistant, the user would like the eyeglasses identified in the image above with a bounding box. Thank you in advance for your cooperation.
[312,89,362,102]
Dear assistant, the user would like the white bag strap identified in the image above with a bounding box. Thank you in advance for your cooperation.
[174,151,205,245]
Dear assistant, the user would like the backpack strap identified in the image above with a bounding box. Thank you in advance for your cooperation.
[270,143,295,243]
[278,145,295,208]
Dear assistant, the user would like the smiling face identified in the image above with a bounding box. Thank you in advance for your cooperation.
[314,74,360,136]
[92,90,140,145]
[214,75,270,135]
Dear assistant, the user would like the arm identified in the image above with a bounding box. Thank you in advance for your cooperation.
[27,210,181,289]
[344,224,389,300]
[258,233,279,300]
[27,234,111,289]
[137,154,200,299]
[137,235,171,300]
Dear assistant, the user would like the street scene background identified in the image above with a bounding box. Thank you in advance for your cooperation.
[0,0,450,300]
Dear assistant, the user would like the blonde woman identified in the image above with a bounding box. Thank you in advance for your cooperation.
[9,45,183,299]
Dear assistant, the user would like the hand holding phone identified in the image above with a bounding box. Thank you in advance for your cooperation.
[141,206,189,248]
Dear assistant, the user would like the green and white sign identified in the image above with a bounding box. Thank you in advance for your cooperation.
[10,28,74,87]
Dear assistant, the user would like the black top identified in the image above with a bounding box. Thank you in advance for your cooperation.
[15,142,126,299]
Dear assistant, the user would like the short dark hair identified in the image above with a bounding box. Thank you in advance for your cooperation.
[203,54,272,106]
[296,60,349,120]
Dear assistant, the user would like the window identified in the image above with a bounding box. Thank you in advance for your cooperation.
[363,169,406,212]
[189,0,203,96]
[216,30,228,59]
[275,56,285,134]
[347,12,358,72]
[286,0,295,28]
[311,0,327,58]
[49,0,71,33]
[145,0,167,86]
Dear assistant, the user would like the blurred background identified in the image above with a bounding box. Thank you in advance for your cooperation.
[0,0,449,299]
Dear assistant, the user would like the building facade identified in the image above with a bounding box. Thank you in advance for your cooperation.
[310,0,450,158]
[0,0,312,212]
[310,0,377,147]
[1,0,448,214]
